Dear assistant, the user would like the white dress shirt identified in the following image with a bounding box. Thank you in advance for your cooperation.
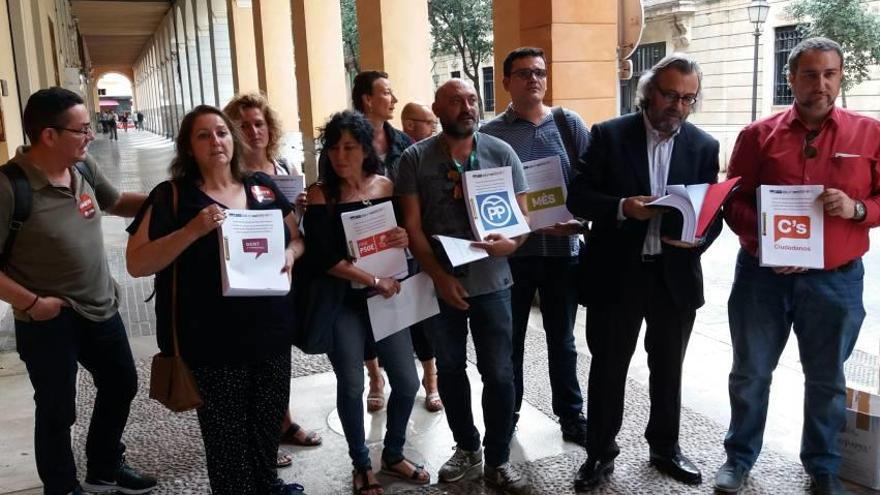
[616,114,680,255]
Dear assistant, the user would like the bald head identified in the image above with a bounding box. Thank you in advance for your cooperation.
[401,102,437,142]
[432,79,479,138]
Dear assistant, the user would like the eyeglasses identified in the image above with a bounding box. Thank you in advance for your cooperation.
[510,68,548,80]
[804,129,820,159]
[657,90,698,106]
[51,126,94,137]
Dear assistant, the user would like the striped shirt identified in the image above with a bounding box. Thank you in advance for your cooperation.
[479,104,591,257]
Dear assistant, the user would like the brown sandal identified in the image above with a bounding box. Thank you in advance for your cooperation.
[280,422,323,446]
[276,452,293,468]
[352,467,383,495]
[380,457,430,485]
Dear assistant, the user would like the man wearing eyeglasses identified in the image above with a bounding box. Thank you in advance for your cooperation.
[479,46,590,448]
[715,37,880,495]
[0,88,152,495]
[567,53,721,491]
[401,102,438,142]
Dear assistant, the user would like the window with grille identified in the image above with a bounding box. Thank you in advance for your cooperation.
[620,42,666,115]
[774,26,804,105]
[451,70,460,79]
[482,66,495,112]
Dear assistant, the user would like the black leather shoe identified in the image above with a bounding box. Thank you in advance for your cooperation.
[649,451,702,485]
[560,414,588,447]
[810,474,851,495]
[713,461,749,493]
[574,457,614,492]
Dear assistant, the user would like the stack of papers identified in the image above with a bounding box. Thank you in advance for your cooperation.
[758,184,824,269]
[340,201,408,288]
[367,273,440,342]
[271,175,305,203]
[462,167,530,240]
[646,177,741,243]
[218,209,290,296]
[521,156,573,230]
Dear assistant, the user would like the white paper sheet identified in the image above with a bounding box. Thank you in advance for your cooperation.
[462,167,530,240]
[433,234,489,267]
[340,201,408,288]
[367,273,441,342]
[218,209,290,296]
[647,183,709,243]
[521,156,574,230]
[271,175,305,203]
[758,185,824,269]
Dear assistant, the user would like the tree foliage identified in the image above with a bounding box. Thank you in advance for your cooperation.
[786,0,880,106]
[341,0,360,77]
[428,0,494,117]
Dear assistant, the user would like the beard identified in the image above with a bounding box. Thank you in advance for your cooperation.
[440,117,476,138]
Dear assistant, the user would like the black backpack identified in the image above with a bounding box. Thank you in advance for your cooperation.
[0,161,95,269]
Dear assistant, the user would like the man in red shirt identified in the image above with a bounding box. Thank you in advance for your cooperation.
[715,37,880,495]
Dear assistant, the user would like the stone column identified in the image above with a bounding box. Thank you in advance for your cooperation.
[252,0,299,132]
[356,0,433,128]
[493,0,619,125]
[291,0,347,181]
[226,0,259,94]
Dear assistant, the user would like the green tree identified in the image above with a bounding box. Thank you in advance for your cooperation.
[428,0,494,117]
[341,0,360,77]
[786,0,880,107]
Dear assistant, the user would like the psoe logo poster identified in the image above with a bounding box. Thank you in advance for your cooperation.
[774,215,811,242]
[477,192,516,230]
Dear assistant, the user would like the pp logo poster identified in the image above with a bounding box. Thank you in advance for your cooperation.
[477,192,516,230]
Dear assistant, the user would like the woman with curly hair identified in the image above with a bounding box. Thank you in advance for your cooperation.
[224,93,321,468]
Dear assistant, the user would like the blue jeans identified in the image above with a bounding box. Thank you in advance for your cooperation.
[15,309,137,495]
[724,250,865,475]
[427,289,515,467]
[327,295,419,469]
[509,256,582,419]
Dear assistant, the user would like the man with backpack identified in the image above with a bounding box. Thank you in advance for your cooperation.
[0,87,154,495]
[480,47,591,447]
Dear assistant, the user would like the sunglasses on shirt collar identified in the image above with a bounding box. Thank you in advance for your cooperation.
[804,130,820,159]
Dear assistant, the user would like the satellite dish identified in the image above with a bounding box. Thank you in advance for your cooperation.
[618,0,645,61]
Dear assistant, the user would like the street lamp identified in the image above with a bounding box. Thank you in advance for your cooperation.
[748,0,770,121]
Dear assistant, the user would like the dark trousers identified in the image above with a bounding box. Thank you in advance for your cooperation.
[191,350,290,495]
[509,256,582,419]
[585,261,696,460]
[15,309,137,495]
[427,289,515,467]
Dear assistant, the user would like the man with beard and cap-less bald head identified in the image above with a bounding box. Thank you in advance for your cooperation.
[396,79,533,495]
[567,53,722,491]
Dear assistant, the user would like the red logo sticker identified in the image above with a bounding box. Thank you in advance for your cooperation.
[78,194,96,219]
[242,238,269,259]
[250,185,275,203]
[356,229,395,257]
[774,215,811,241]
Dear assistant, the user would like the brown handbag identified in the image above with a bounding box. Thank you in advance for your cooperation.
[148,181,203,412]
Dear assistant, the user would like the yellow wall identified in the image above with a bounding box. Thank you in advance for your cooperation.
[357,0,433,128]
[0,0,24,159]
[227,0,259,94]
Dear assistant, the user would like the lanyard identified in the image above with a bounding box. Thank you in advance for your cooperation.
[447,134,479,175]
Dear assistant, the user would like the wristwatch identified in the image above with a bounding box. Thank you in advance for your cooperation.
[853,200,867,222]
[372,276,381,288]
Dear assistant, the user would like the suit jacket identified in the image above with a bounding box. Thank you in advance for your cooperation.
[567,112,721,310]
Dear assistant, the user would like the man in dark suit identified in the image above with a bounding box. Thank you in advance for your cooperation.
[567,53,722,491]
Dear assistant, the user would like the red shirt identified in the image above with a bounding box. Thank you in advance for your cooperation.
[724,106,880,269]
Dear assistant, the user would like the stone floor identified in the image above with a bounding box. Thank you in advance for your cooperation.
[1,129,880,494]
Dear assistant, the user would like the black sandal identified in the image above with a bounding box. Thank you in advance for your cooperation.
[380,456,430,485]
[352,467,383,495]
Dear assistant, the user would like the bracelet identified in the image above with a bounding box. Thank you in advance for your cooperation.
[22,294,39,312]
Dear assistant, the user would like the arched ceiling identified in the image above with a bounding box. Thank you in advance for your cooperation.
[71,1,171,67]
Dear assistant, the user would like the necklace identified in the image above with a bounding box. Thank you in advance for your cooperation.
[442,134,479,199]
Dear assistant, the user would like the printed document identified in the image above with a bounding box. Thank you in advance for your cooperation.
[758,185,824,269]
[433,234,489,267]
[218,209,290,296]
[646,177,741,242]
[522,156,574,230]
[340,201,408,288]
[271,175,305,203]
[462,167,530,240]
[367,273,440,342]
